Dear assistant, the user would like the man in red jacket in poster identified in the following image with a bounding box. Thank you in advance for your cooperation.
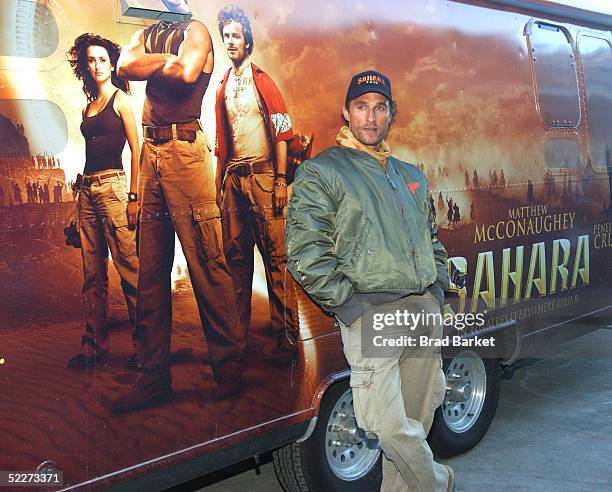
[215,5,298,363]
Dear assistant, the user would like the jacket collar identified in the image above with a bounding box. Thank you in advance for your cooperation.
[339,146,388,171]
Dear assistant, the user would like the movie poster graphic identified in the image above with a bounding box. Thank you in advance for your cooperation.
[0,0,610,487]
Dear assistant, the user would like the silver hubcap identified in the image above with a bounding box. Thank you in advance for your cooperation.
[443,351,487,433]
[325,388,381,480]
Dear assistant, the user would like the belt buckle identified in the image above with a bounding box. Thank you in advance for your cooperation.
[249,162,255,176]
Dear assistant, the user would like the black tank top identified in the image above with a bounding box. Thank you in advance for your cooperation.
[142,20,212,126]
[80,91,125,174]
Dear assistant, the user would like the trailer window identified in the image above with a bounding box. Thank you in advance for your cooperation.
[544,138,580,169]
[0,0,58,58]
[528,22,580,128]
[578,35,612,169]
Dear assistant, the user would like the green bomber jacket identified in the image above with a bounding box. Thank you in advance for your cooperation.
[284,145,449,325]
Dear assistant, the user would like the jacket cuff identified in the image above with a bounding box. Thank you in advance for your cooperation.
[428,280,446,306]
[330,295,364,326]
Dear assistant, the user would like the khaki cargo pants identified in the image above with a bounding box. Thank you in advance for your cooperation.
[136,130,244,381]
[78,173,138,350]
[221,171,298,342]
[340,292,449,491]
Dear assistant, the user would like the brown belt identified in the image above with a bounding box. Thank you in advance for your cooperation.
[143,120,201,143]
[82,170,125,187]
[226,161,274,177]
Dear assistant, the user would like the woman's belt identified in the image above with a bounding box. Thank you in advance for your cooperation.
[82,170,125,187]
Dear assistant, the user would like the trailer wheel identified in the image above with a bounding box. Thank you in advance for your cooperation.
[273,380,382,491]
[428,350,501,458]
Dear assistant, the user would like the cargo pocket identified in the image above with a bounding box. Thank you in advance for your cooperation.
[263,217,287,259]
[349,369,373,389]
[110,177,128,202]
[432,356,447,411]
[111,213,136,258]
[191,200,222,260]
[253,174,276,218]
[349,369,380,437]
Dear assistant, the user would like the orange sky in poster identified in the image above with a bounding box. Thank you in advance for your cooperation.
[2,0,544,185]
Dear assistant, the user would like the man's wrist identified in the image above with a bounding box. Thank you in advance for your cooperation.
[427,282,445,306]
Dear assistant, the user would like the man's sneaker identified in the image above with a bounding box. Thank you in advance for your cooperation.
[112,370,172,414]
[445,465,455,492]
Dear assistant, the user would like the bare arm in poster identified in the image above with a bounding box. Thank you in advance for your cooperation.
[117,21,213,83]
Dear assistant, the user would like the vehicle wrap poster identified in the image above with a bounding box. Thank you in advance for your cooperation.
[0,0,610,488]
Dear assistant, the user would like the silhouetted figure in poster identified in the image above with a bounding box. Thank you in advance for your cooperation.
[437,191,444,211]
[13,182,22,204]
[453,203,460,225]
[472,169,479,188]
[447,200,453,227]
[464,169,469,188]
[491,169,498,187]
[499,169,505,187]
[527,179,534,202]
[26,182,33,203]
[551,174,555,194]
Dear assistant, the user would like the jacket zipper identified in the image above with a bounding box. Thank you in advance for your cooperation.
[384,170,398,189]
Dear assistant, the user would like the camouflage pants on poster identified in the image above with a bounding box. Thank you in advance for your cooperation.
[78,173,138,351]
[340,292,449,492]
[136,131,244,381]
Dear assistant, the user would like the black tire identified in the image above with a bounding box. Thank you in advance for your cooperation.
[428,351,501,459]
[273,380,382,491]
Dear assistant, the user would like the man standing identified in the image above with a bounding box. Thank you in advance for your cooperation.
[215,6,298,363]
[285,71,454,491]
[113,1,244,413]
[13,182,22,205]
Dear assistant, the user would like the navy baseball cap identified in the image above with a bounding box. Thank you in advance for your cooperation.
[345,70,393,105]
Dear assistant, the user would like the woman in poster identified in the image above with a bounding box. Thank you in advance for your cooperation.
[66,34,140,369]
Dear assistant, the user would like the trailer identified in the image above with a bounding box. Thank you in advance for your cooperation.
[0,0,610,490]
